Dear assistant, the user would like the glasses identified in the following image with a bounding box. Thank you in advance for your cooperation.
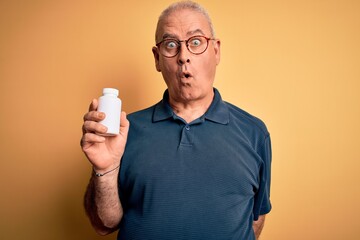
[156,35,215,58]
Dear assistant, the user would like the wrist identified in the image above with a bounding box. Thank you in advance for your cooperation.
[93,164,120,177]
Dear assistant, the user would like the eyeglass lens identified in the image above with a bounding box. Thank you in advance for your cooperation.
[159,36,210,57]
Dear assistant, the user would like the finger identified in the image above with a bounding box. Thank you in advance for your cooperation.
[80,133,106,147]
[82,123,87,135]
[120,111,129,127]
[83,120,108,134]
[89,98,98,111]
[119,111,130,136]
[83,110,105,122]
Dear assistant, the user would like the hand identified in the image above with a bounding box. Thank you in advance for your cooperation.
[81,99,130,172]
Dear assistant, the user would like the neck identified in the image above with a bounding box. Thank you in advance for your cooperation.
[168,91,214,123]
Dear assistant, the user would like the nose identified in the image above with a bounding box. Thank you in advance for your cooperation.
[177,42,191,65]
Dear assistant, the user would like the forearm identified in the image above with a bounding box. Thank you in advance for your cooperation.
[253,214,266,239]
[84,170,123,235]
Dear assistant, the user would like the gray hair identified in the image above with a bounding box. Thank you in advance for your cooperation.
[155,1,216,43]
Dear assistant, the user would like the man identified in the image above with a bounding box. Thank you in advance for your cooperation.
[81,1,272,239]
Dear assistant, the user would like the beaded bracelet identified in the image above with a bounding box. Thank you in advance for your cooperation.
[93,165,120,177]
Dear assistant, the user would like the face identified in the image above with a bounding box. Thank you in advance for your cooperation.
[152,9,221,104]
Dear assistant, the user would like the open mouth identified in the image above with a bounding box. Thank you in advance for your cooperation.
[180,71,192,79]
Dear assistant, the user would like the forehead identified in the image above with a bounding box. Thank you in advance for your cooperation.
[158,9,211,39]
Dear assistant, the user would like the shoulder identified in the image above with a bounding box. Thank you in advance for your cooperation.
[225,101,269,138]
[127,105,156,122]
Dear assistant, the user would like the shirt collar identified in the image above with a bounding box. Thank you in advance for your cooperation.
[152,90,174,122]
[153,88,229,125]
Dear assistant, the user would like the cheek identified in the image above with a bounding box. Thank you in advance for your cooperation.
[159,61,178,84]
[199,57,217,78]
[160,60,178,76]
[161,63,178,82]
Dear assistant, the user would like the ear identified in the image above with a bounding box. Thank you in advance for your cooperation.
[152,47,161,72]
[213,39,221,65]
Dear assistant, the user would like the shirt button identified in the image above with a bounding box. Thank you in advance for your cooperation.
[185,125,190,130]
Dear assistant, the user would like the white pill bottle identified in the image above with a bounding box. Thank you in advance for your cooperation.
[98,88,122,136]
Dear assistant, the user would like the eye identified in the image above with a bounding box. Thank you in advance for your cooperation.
[190,38,202,46]
[164,40,178,49]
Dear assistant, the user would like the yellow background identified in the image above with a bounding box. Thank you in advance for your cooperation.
[1,0,359,239]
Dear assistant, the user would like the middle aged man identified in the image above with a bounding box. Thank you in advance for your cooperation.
[81,1,272,240]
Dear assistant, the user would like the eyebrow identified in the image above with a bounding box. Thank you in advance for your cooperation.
[161,29,206,40]
[187,29,206,37]
[162,33,178,39]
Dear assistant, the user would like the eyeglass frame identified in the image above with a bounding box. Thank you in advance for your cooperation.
[155,35,216,58]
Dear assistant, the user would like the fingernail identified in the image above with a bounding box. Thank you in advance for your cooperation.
[98,112,105,118]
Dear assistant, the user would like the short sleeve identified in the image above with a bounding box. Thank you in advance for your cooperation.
[253,134,272,220]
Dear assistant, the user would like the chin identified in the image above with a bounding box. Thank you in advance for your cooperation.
[179,89,203,102]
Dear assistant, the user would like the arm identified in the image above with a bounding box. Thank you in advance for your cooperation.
[253,134,272,239]
[81,99,130,235]
[84,170,122,235]
[253,214,266,239]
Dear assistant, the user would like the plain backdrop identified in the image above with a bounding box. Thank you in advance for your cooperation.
[0,0,359,239]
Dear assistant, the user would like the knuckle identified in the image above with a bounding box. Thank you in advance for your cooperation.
[80,134,89,147]
[83,111,93,121]
[82,133,94,143]
[83,111,98,122]
[86,122,102,133]
[83,121,91,131]
[83,113,87,121]
[84,120,98,130]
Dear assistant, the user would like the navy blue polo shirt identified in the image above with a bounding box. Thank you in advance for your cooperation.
[118,88,272,240]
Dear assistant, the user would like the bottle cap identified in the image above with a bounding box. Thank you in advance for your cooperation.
[103,88,119,96]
